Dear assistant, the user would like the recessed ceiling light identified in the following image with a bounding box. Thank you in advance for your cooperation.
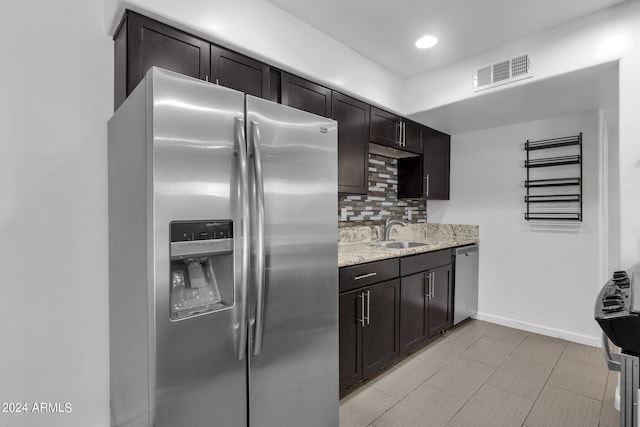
[415,35,438,49]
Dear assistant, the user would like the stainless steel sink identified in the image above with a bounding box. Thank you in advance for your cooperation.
[368,241,429,249]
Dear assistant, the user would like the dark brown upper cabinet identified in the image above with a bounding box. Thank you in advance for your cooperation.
[114,10,277,110]
[370,107,422,155]
[397,155,423,199]
[398,125,450,200]
[281,73,332,117]
[210,46,270,99]
[370,106,401,148]
[113,11,452,199]
[268,69,281,104]
[114,11,210,109]
[404,120,423,154]
[423,128,451,200]
[332,92,370,195]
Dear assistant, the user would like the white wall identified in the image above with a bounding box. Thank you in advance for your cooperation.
[405,0,640,268]
[0,1,112,427]
[607,126,621,272]
[104,0,405,114]
[428,112,605,344]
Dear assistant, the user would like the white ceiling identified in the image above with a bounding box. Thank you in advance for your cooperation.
[267,0,628,79]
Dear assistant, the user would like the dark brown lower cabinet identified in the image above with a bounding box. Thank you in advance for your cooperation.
[339,251,456,390]
[427,264,452,336]
[400,263,452,355]
[339,289,362,391]
[362,280,400,377]
[400,272,428,354]
[339,279,400,391]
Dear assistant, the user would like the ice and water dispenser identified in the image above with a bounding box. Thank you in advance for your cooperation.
[170,221,234,320]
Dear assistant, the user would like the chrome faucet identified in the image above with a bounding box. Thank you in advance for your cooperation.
[384,217,408,241]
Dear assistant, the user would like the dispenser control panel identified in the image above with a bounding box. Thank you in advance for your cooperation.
[170,220,234,260]
[171,220,233,242]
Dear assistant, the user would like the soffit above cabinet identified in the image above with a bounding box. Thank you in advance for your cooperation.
[409,61,619,135]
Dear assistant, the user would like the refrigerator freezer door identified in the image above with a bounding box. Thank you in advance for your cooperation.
[150,69,248,427]
[246,96,339,427]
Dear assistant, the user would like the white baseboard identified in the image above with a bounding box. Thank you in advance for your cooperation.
[474,312,601,347]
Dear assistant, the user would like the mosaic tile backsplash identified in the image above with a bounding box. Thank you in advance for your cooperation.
[338,154,427,227]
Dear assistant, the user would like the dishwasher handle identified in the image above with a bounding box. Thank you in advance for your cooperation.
[455,244,478,257]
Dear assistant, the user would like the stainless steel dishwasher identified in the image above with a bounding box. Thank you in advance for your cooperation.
[453,244,479,325]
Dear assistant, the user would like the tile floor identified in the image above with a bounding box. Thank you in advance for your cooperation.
[339,319,619,427]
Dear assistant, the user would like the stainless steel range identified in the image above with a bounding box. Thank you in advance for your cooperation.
[595,267,640,427]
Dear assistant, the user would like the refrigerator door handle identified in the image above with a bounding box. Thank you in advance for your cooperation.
[234,117,250,361]
[249,120,266,356]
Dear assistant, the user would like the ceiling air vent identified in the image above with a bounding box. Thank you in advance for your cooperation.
[473,52,533,92]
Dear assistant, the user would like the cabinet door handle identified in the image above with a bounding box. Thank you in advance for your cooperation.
[425,272,432,298]
[396,121,401,146]
[430,272,435,298]
[358,292,366,327]
[425,174,430,197]
[402,121,406,147]
[424,272,428,297]
[354,272,376,281]
[366,290,371,325]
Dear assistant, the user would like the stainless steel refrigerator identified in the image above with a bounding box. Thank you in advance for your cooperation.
[108,67,338,427]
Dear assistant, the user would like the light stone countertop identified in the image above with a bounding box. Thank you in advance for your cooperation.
[338,236,478,267]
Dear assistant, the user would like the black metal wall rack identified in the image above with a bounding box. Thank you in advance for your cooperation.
[524,133,582,221]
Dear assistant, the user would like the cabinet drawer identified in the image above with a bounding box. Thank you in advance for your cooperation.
[339,258,399,292]
[400,249,452,277]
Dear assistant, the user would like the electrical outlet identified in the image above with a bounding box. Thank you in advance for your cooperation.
[340,207,348,221]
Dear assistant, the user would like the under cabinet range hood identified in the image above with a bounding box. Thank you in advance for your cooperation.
[369,142,421,159]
